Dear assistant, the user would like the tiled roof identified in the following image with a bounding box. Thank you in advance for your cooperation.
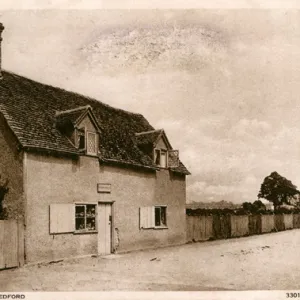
[0,70,190,175]
[135,129,163,146]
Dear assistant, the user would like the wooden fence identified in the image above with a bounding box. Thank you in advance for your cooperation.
[212,215,231,239]
[284,214,293,230]
[186,215,213,242]
[248,215,261,235]
[186,213,300,243]
[261,215,275,233]
[293,214,300,228]
[230,215,249,237]
[0,220,24,270]
[274,214,285,232]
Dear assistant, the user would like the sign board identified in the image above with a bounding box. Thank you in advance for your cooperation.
[97,183,111,193]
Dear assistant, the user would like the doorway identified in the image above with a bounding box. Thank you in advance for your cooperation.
[98,202,112,255]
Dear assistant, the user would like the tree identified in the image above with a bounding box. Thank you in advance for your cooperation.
[242,200,266,213]
[0,175,9,219]
[258,171,300,210]
[252,200,266,212]
[242,202,253,212]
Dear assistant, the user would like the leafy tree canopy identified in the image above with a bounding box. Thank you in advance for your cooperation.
[258,171,300,209]
[242,200,266,213]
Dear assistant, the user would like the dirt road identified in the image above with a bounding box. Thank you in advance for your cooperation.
[1,229,300,291]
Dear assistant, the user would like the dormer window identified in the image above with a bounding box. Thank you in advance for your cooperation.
[56,105,102,157]
[154,149,160,165]
[76,128,99,156]
[160,149,167,168]
[86,131,97,155]
[154,148,180,168]
[135,129,180,169]
[154,148,168,168]
[77,128,85,150]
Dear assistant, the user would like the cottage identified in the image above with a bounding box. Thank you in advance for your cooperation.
[0,24,190,264]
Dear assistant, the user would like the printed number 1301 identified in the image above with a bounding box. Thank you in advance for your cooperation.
[287,293,300,298]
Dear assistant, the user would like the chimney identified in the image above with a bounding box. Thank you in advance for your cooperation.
[0,23,4,79]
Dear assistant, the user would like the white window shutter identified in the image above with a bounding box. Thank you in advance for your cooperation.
[139,207,146,229]
[87,132,97,155]
[140,206,155,229]
[168,150,179,167]
[50,204,75,234]
[148,206,155,228]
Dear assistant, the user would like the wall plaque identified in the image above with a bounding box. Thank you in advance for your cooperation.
[97,183,111,193]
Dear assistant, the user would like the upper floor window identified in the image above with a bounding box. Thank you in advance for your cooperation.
[154,148,168,168]
[87,131,97,155]
[154,149,180,168]
[56,106,102,157]
[76,128,98,156]
[77,128,85,150]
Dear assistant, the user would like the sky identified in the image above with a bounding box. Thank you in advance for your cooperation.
[1,9,300,204]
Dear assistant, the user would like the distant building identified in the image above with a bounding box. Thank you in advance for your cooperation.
[186,200,242,210]
[264,203,274,210]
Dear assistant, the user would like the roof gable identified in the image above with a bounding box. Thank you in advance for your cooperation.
[135,129,162,146]
[56,105,102,133]
[155,130,172,150]
[75,107,102,132]
[135,129,172,150]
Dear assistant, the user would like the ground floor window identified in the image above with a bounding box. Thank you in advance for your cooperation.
[140,205,168,229]
[155,206,167,227]
[75,204,96,231]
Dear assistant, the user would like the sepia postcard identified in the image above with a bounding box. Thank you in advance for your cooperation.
[0,1,299,300]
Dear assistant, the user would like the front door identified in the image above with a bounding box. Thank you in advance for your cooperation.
[98,202,112,255]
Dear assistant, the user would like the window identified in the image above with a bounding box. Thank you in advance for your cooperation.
[49,203,97,234]
[76,128,99,156]
[86,131,98,155]
[77,128,85,150]
[154,149,168,168]
[154,149,160,165]
[75,204,96,232]
[160,150,167,168]
[155,206,167,227]
[140,206,167,229]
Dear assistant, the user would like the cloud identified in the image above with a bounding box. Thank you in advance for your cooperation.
[232,118,272,137]
[80,24,230,75]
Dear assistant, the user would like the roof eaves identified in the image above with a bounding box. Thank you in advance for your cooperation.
[170,168,191,176]
[100,157,159,172]
[23,145,79,157]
